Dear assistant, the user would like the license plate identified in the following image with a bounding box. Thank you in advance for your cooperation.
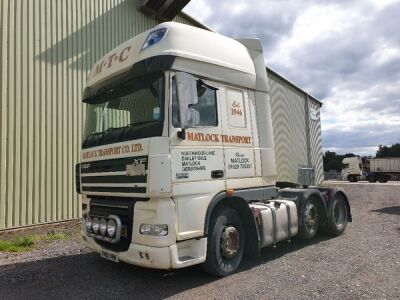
[101,250,119,263]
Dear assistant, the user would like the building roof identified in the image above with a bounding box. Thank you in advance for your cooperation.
[266,67,323,106]
[178,11,215,32]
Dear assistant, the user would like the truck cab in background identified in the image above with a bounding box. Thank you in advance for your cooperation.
[76,22,351,276]
[341,157,400,183]
[341,157,363,182]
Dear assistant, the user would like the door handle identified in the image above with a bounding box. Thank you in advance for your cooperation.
[211,170,224,179]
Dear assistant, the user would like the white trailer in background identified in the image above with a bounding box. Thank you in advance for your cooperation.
[366,158,400,183]
[76,22,351,276]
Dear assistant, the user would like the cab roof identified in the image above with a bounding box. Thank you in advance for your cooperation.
[86,22,256,90]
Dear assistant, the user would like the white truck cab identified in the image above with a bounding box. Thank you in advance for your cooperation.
[341,157,363,182]
[77,22,351,276]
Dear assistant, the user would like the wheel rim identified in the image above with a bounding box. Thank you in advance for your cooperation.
[334,199,346,229]
[220,226,240,258]
[304,200,318,234]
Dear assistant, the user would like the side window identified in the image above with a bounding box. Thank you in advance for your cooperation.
[172,77,218,127]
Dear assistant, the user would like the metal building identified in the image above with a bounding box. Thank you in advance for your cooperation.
[0,0,323,230]
[268,68,324,186]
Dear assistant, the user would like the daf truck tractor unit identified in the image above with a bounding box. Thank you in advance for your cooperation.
[341,157,400,183]
[341,157,363,182]
[76,22,351,276]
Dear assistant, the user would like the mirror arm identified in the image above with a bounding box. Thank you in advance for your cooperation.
[177,128,186,140]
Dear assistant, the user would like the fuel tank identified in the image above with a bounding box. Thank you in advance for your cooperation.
[250,200,298,248]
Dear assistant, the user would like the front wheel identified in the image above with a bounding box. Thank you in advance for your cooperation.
[298,197,319,239]
[202,207,245,277]
[347,175,358,182]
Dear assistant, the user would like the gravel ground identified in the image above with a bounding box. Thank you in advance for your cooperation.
[0,183,399,299]
[0,221,86,266]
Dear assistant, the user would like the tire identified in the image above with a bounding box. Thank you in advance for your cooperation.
[328,193,348,236]
[298,197,320,239]
[202,207,245,277]
[378,176,388,183]
[347,175,357,182]
[367,176,377,183]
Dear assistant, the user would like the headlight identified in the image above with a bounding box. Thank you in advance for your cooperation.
[139,224,152,235]
[107,219,117,238]
[141,28,167,51]
[153,224,168,236]
[92,217,100,233]
[85,216,92,232]
[99,218,107,236]
[139,224,168,236]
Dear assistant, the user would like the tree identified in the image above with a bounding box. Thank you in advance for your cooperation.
[323,151,357,172]
[376,144,400,158]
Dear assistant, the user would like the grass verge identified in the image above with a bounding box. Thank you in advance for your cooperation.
[0,231,70,253]
[0,236,35,253]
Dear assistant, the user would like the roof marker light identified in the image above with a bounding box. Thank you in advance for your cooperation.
[141,28,168,51]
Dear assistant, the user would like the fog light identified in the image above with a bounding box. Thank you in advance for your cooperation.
[99,218,107,236]
[85,216,92,232]
[92,217,100,233]
[107,219,117,238]
[139,224,168,236]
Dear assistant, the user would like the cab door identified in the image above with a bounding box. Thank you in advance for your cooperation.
[169,73,225,240]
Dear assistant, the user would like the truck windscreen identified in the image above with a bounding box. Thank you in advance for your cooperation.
[82,73,165,148]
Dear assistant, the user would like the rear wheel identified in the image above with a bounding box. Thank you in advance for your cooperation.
[298,197,319,239]
[367,176,377,183]
[378,175,388,183]
[202,207,245,277]
[328,193,348,236]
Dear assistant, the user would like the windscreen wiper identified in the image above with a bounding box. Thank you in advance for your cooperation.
[119,120,157,139]
[97,127,118,145]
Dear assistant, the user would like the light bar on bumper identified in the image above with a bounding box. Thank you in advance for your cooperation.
[83,214,124,244]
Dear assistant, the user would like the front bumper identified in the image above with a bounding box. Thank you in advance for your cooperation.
[82,232,207,270]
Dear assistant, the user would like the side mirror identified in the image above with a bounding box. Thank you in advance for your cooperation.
[176,72,198,130]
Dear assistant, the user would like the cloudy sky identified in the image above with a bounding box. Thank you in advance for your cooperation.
[184,0,400,156]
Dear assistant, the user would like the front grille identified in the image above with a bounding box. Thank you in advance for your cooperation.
[80,156,148,195]
[89,197,144,252]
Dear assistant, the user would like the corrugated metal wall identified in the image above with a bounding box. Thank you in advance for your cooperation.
[268,72,323,184]
[0,0,198,230]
